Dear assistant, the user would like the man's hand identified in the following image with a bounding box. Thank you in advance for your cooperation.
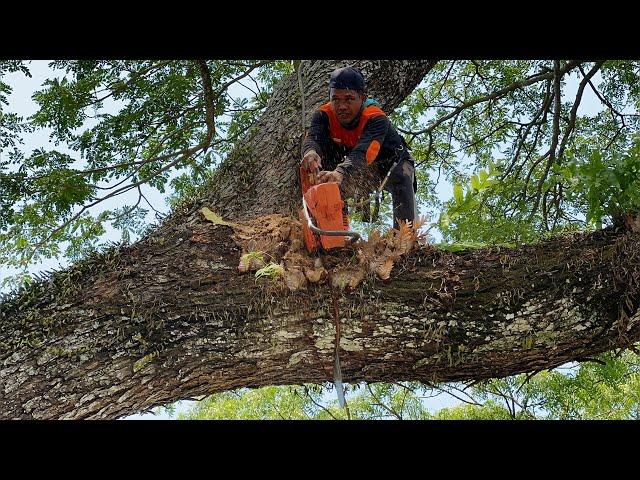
[317,170,344,185]
[301,150,322,172]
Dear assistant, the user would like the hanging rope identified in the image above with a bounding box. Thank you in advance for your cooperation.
[297,61,307,158]
[296,61,349,416]
[331,283,351,418]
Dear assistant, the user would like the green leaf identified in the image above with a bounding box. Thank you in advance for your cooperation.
[471,174,480,191]
[201,207,234,227]
[439,212,451,229]
[453,183,463,203]
[255,263,284,280]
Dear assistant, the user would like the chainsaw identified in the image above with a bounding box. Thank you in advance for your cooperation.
[299,159,360,253]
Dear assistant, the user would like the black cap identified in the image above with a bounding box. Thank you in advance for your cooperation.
[329,67,365,92]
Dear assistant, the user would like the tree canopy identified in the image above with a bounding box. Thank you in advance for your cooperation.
[3,60,639,273]
[176,350,640,420]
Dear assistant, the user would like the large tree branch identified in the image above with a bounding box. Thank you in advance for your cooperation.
[1,220,638,419]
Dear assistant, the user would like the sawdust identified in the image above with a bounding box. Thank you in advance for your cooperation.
[304,265,327,283]
[284,268,307,291]
[201,207,430,291]
[330,266,366,290]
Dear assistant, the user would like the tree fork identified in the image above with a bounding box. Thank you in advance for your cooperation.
[200,60,438,219]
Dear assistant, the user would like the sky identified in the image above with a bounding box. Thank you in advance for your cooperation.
[0,60,605,419]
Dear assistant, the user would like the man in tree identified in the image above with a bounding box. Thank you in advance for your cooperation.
[301,66,417,228]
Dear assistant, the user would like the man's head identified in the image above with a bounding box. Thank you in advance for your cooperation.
[329,67,366,125]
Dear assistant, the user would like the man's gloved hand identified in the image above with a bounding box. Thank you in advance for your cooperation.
[317,170,344,185]
[301,150,322,172]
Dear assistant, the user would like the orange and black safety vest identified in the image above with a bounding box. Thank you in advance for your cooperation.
[318,102,386,165]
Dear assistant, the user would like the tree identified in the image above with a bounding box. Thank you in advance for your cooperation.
[1,60,639,419]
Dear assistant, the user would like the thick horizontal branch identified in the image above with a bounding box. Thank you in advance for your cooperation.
[1,215,638,419]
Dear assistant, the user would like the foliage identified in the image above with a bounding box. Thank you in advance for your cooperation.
[179,383,431,420]
[179,351,640,420]
[395,60,640,244]
[4,60,640,269]
[254,262,284,280]
[557,136,640,228]
[0,59,285,276]
[238,251,266,273]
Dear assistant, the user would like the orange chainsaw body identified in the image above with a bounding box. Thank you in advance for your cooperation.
[299,165,350,253]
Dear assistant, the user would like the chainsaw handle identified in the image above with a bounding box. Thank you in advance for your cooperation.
[302,197,361,241]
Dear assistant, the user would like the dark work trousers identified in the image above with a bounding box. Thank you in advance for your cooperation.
[340,157,417,229]
[384,158,417,229]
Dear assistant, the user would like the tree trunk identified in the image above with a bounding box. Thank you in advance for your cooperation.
[201,60,436,219]
[1,60,639,419]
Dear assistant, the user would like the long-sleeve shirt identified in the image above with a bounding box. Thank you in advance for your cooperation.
[302,102,411,179]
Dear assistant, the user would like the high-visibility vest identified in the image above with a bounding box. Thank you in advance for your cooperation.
[319,103,386,149]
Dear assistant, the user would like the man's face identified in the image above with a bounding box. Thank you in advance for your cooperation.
[330,88,364,125]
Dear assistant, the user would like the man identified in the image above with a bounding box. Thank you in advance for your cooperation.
[301,66,417,229]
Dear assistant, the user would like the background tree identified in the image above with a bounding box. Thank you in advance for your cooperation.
[177,351,640,420]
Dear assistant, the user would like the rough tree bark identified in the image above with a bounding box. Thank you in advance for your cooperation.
[1,60,639,419]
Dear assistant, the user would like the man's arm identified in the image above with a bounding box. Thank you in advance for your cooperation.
[301,110,330,169]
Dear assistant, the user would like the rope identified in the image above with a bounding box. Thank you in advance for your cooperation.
[297,62,349,417]
[297,61,306,157]
[331,287,351,418]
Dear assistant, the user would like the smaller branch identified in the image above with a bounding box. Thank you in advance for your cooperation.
[412,61,582,137]
[579,64,635,120]
[366,384,402,420]
[557,61,604,161]
[196,60,216,149]
[236,79,259,97]
[439,383,483,407]
[516,370,540,395]
[503,78,553,180]
[139,187,163,217]
[576,357,607,365]
[530,61,563,218]
[213,61,272,98]
[29,144,204,261]
[303,386,338,420]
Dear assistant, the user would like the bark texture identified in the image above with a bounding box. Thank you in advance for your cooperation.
[2,59,639,419]
[1,221,639,419]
